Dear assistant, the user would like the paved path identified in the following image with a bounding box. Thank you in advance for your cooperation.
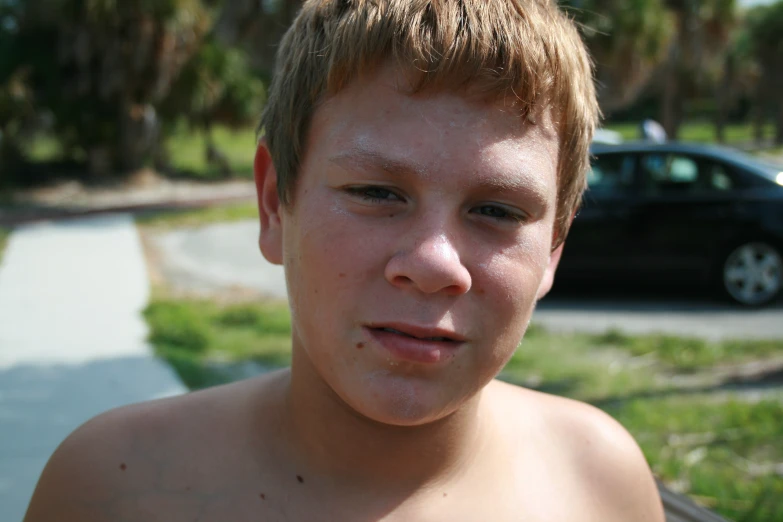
[149,220,287,299]
[0,214,185,522]
[149,220,783,341]
[535,294,783,341]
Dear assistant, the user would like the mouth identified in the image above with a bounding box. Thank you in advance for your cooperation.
[364,323,465,364]
[367,323,465,343]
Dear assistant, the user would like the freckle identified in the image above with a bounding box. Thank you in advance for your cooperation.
[339,273,346,278]
[119,463,127,471]
[297,475,304,484]
[388,214,394,218]
[356,342,364,350]
[443,492,448,498]
[260,493,266,500]
[186,486,192,491]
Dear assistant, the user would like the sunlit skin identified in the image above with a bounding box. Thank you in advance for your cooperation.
[253,62,567,501]
[23,63,665,522]
[262,65,562,430]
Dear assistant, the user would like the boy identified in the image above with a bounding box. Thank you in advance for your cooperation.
[25,1,665,520]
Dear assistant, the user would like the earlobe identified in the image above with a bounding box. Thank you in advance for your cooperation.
[536,243,564,301]
[254,142,284,265]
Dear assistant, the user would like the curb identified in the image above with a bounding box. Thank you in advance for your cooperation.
[0,193,256,227]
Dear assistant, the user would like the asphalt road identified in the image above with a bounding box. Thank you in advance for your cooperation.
[149,220,783,341]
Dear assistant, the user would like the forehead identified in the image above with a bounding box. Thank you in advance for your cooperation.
[304,64,560,193]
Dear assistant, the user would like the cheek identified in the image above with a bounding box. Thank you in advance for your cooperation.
[472,232,551,340]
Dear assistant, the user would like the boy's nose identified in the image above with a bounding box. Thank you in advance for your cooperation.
[384,228,472,296]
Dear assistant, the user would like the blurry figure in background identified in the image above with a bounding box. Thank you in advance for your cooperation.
[640,119,668,143]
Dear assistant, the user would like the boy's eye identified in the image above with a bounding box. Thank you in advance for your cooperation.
[474,205,525,223]
[346,186,402,202]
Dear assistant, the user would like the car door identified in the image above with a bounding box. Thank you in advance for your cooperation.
[559,151,641,280]
[629,152,743,283]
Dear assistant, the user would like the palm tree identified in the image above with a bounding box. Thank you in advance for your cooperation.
[16,0,211,176]
[564,0,675,116]
[745,1,783,145]
[660,0,737,139]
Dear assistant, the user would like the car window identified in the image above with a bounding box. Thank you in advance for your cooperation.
[707,162,735,191]
[587,153,635,193]
[641,154,735,195]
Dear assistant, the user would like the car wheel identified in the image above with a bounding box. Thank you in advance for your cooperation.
[722,241,783,306]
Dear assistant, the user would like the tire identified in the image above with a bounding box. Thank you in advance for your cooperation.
[721,241,783,306]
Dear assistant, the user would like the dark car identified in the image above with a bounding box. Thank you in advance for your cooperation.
[557,142,783,306]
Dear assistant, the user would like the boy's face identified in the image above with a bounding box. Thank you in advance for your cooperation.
[257,64,562,426]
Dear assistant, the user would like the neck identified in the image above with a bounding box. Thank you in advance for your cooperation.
[278,345,492,490]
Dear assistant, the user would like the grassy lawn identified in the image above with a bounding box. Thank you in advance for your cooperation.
[136,201,258,229]
[604,121,776,146]
[165,126,257,180]
[145,297,783,521]
[26,125,257,180]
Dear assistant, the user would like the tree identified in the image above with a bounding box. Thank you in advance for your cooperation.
[158,35,266,176]
[211,0,303,74]
[660,0,737,139]
[12,0,211,176]
[564,0,675,116]
[744,1,783,146]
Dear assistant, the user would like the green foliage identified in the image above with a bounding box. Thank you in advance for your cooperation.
[563,0,674,110]
[161,36,266,130]
[1,0,212,175]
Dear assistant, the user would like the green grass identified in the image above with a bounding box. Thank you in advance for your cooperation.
[24,125,257,180]
[143,299,292,389]
[136,201,258,229]
[165,126,257,180]
[604,121,777,145]
[0,227,10,263]
[144,297,783,520]
[591,329,783,372]
[607,398,783,520]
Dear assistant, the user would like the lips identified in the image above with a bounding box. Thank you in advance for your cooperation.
[364,323,464,364]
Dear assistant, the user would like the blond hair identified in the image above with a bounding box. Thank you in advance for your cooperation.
[260,0,598,247]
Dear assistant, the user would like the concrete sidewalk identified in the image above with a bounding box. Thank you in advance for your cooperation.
[0,214,185,522]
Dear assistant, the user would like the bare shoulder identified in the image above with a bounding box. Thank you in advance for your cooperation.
[23,372,285,522]
[489,380,665,522]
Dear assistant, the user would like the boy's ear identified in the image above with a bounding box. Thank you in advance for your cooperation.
[536,242,564,301]
[254,142,284,265]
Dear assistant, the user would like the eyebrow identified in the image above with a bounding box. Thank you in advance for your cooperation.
[329,149,428,178]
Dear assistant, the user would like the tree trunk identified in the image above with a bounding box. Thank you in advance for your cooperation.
[117,102,160,173]
[714,54,733,144]
[662,47,682,140]
[204,123,232,179]
[661,6,688,140]
[752,82,767,146]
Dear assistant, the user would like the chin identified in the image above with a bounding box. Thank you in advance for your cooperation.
[341,371,464,427]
